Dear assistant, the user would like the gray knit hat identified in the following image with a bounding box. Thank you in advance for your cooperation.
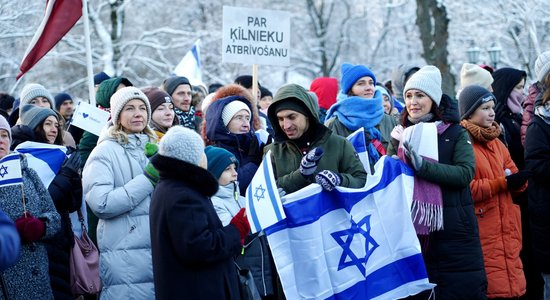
[20,83,55,108]
[159,125,205,166]
[19,104,58,131]
[535,51,550,83]
[460,63,493,89]
[0,115,11,141]
[110,87,151,126]
[458,85,496,120]
[404,65,442,106]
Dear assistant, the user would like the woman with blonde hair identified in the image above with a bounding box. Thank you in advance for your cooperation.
[82,86,157,299]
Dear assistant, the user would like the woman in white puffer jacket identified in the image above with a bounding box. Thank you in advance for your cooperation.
[82,87,157,299]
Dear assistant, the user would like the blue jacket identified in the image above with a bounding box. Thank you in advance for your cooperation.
[205,96,264,195]
[0,209,19,271]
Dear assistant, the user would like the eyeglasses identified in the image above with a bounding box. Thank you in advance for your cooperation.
[231,115,251,123]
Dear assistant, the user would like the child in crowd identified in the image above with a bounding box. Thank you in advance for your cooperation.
[205,145,276,298]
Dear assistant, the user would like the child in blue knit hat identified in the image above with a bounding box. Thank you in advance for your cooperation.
[205,145,244,225]
[205,145,277,297]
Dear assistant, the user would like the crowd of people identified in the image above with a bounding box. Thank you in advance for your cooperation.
[0,50,550,300]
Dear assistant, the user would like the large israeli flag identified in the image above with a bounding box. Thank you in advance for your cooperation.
[246,150,286,233]
[14,141,67,188]
[0,153,23,187]
[265,156,433,299]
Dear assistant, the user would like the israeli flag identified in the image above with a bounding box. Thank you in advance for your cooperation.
[246,150,286,233]
[14,141,67,188]
[172,39,203,85]
[265,156,433,299]
[0,153,23,187]
[71,100,110,137]
[347,127,370,174]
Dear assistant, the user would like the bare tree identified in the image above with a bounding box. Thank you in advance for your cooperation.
[415,0,455,96]
[302,0,351,77]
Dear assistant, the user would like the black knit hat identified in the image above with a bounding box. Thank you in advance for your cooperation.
[234,75,261,89]
[162,76,191,96]
[458,85,496,120]
[272,98,310,119]
[54,92,73,111]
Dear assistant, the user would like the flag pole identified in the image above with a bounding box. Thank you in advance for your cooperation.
[252,64,259,106]
[81,0,95,107]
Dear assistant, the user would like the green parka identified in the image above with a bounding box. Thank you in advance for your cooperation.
[266,84,367,193]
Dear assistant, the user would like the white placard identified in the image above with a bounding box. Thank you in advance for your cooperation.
[70,101,110,137]
[222,6,290,66]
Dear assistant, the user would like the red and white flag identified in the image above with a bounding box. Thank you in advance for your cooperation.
[17,0,82,80]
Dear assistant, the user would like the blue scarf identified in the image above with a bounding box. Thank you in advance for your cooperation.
[326,95,384,164]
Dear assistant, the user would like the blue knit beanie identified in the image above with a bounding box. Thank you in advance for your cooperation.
[340,63,377,94]
[205,146,239,180]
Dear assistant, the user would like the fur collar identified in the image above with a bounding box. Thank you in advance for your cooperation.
[151,154,218,197]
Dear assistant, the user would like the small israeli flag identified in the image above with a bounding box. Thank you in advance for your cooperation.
[0,153,23,187]
[14,141,67,188]
[246,150,286,233]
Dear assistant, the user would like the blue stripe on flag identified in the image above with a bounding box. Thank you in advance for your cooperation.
[1,155,19,163]
[16,147,65,174]
[0,178,23,185]
[247,186,262,231]
[266,158,413,235]
[348,130,367,153]
[191,45,200,68]
[326,253,428,300]
[263,160,283,220]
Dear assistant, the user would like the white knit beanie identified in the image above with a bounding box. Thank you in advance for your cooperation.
[110,86,151,126]
[460,63,493,89]
[221,100,251,127]
[535,51,550,83]
[20,83,55,108]
[159,125,205,166]
[403,65,442,106]
[0,115,11,141]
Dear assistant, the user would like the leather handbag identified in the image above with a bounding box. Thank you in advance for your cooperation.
[69,210,101,296]
[235,262,261,300]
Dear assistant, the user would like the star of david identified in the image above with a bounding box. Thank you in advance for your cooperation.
[254,185,266,202]
[0,165,8,178]
[331,215,379,275]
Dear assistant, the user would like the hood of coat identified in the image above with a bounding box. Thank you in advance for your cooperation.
[310,77,338,110]
[204,96,255,147]
[268,83,320,141]
[152,154,219,197]
[201,84,262,143]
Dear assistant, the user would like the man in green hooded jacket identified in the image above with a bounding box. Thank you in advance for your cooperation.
[266,83,367,193]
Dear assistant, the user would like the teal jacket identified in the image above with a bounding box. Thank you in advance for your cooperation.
[266,84,367,193]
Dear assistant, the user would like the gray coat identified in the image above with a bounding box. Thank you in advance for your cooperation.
[0,155,61,300]
[82,131,155,300]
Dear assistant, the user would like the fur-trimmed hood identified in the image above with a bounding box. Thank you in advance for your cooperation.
[201,84,262,143]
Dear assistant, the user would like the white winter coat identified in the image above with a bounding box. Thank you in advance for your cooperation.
[82,131,155,300]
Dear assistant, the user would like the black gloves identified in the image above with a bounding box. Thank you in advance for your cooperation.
[506,170,532,190]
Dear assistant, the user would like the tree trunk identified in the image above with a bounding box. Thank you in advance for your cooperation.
[415,0,456,97]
